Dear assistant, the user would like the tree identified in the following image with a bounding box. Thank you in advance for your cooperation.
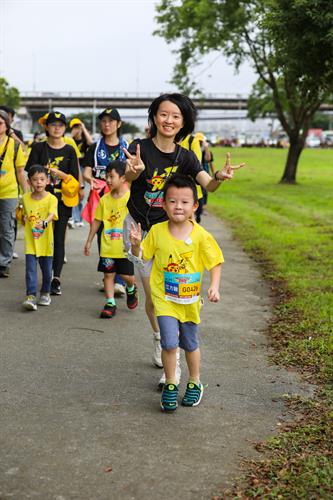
[155,0,333,183]
[0,77,20,110]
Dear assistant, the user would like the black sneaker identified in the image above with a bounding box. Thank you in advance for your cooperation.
[126,285,138,310]
[0,266,10,278]
[50,278,62,295]
[100,303,117,319]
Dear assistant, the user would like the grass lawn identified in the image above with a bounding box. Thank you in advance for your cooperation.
[208,147,333,498]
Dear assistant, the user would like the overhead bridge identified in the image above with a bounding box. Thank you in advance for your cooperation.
[20,92,250,111]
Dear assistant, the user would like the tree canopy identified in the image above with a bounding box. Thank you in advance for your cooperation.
[0,77,20,110]
[155,0,333,183]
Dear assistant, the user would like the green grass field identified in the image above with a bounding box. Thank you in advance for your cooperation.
[208,147,333,498]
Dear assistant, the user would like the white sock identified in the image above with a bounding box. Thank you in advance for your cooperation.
[153,331,160,341]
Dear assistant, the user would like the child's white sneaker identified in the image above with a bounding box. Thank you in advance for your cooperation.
[152,333,163,368]
[114,283,126,297]
[22,295,37,311]
[37,293,51,306]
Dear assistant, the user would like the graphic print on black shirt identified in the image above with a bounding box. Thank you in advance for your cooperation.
[26,142,78,190]
[84,143,121,180]
[127,138,203,230]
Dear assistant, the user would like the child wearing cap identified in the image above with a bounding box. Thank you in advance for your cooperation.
[26,111,79,296]
[22,165,58,310]
[84,160,138,318]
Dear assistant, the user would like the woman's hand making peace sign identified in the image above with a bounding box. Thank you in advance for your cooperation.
[123,144,145,180]
[218,152,245,181]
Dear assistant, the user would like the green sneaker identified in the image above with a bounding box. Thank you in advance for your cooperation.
[160,383,179,412]
[181,382,204,407]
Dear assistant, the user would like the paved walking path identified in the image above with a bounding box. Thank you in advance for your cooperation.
[0,214,313,500]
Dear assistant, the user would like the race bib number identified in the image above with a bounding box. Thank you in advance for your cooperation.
[164,271,201,304]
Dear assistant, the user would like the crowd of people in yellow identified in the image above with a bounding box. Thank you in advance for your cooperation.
[0,94,244,411]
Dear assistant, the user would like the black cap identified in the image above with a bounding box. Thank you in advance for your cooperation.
[98,108,121,121]
[46,111,66,125]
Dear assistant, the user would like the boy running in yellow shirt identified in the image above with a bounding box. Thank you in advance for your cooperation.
[84,160,138,318]
[22,165,58,310]
[130,174,223,412]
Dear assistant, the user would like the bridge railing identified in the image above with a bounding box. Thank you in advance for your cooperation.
[20,91,249,100]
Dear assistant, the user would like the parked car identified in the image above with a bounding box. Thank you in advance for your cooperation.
[306,135,321,148]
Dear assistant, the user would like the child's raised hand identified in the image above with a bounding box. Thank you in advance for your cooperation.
[123,144,145,175]
[130,221,142,249]
[219,153,246,180]
[207,286,220,303]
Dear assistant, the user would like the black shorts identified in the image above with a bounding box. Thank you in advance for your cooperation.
[98,257,134,275]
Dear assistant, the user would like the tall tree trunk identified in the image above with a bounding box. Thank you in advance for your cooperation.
[280,135,305,184]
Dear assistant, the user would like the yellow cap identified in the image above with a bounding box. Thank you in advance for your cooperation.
[195,132,205,141]
[61,175,80,207]
[70,118,82,128]
[38,113,49,126]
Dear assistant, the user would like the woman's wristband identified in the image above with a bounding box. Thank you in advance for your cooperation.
[214,171,223,182]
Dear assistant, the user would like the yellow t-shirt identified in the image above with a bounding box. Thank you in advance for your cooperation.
[64,136,81,159]
[0,137,27,199]
[94,190,130,258]
[23,192,58,257]
[181,135,202,163]
[181,134,203,199]
[142,221,224,324]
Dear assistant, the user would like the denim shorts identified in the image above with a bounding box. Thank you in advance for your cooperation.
[157,316,199,352]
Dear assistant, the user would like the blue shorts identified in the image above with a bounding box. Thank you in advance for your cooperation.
[157,316,199,352]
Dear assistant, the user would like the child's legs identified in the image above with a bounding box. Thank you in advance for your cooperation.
[120,274,135,287]
[25,254,38,296]
[179,322,201,382]
[38,256,53,293]
[72,202,82,223]
[184,349,201,382]
[104,272,116,299]
[114,259,136,288]
[141,275,159,332]
[158,316,180,382]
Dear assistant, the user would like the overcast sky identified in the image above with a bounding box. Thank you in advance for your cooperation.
[0,0,256,96]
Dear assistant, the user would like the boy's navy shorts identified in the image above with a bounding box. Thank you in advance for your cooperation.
[157,316,199,352]
[98,257,134,275]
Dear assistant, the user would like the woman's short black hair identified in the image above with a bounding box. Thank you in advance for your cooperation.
[27,164,49,179]
[163,174,198,204]
[106,159,126,177]
[148,93,197,143]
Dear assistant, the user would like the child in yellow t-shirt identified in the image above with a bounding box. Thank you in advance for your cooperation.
[84,160,138,319]
[130,174,224,412]
[22,165,58,310]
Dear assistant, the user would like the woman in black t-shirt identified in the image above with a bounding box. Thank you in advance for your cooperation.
[26,112,79,296]
[83,108,127,195]
[124,93,245,382]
